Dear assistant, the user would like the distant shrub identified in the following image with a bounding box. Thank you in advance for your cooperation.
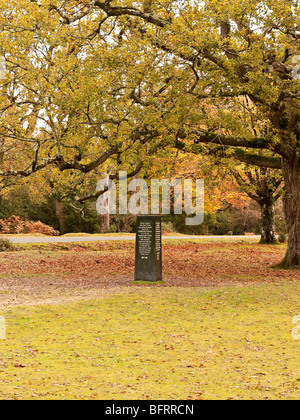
[278,232,287,243]
[25,220,59,236]
[0,238,14,252]
[161,221,176,233]
[0,216,59,236]
[0,216,25,234]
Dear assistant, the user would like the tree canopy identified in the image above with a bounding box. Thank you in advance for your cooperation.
[0,0,300,266]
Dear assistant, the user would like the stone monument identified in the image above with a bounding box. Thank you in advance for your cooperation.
[134,215,162,282]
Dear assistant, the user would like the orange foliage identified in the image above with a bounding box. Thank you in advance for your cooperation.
[0,216,59,236]
[147,151,250,213]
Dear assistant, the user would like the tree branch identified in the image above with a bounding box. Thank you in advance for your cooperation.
[93,1,170,28]
[191,129,270,150]
[233,149,282,169]
[175,137,282,170]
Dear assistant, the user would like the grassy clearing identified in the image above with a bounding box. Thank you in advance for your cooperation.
[7,235,262,252]
[61,232,135,237]
[9,240,135,252]
[0,282,299,400]
[163,236,262,245]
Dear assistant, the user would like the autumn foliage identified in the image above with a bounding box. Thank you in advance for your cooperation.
[0,216,59,236]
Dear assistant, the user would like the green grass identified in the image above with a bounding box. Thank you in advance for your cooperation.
[61,232,135,237]
[162,237,261,245]
[0,282,299,400]
[9,236,262,253]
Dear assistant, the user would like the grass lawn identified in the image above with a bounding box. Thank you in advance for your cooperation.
[0,282,299,400]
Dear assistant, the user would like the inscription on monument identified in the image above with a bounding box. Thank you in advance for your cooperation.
[134,216,162,282]
[155,220,161,261]
[138,221,152,259]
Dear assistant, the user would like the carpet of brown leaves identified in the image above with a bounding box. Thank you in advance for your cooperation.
[0,241,298,309]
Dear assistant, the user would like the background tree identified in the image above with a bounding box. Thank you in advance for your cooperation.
[232,167,283,244]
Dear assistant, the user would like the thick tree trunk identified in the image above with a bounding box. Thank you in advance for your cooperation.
[53,197,66,234]
[260,199,277,244]
[100,196,110,233]
[100,212,110,233]
[279,156,300,268]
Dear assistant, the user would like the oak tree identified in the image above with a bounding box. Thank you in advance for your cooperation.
[58,0,298,267]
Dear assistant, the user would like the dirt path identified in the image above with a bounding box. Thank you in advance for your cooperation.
[6,235,260,244]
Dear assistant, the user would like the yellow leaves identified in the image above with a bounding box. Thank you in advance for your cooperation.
[13,362,26,368]
[0,0,297,200]
[147,149,250,215]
